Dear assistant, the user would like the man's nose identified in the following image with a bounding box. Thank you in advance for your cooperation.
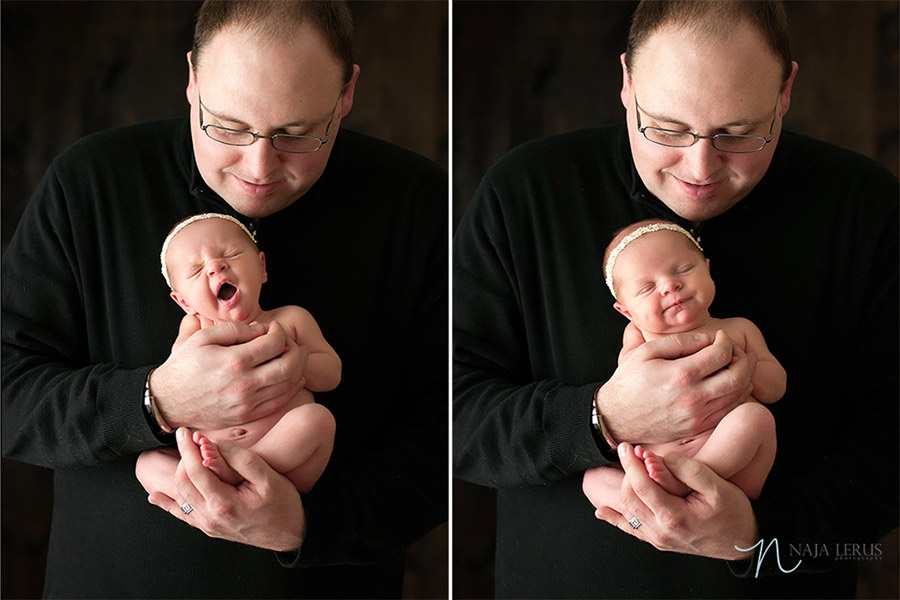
[242,138,282,179]
[681,138,723,183]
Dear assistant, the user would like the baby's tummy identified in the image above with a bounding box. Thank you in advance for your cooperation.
[198,388,315,448]
[641,428,714,459]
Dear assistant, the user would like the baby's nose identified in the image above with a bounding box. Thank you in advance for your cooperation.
[206,260,227,276]
[660,277,681,295]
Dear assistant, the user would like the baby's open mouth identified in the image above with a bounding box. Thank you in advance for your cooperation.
[218,282,237,301]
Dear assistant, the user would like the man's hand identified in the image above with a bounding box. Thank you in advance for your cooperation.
[593,442,757,560]
[597,330,755,444]
[150,316,309,430]
[147,428,306,552]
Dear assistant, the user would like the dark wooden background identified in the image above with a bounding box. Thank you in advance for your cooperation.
[452,1,898,598]
[0,1,447,598]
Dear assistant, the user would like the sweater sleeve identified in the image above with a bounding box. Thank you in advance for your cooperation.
[1,162,163,468]
[452,173,612,488]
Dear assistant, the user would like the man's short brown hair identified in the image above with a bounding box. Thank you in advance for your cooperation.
[625,0,792,83]
[192,0,354,83]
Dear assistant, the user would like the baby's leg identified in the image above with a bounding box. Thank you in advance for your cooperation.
[691,401,776,499]
[582,465,626,518]
[638,403,776,498]
[248,403,336,493]
[194,431,243,485]
[135,447,180,497]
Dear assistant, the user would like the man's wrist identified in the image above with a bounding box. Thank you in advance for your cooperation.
[590,387,620,462]
[143,368,174,436]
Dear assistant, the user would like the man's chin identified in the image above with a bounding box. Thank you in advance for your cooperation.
[220,192,299,219]
[662,194,742,223]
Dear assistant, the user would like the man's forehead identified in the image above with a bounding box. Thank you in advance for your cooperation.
[195,24,344,90]
[630,23,783,119]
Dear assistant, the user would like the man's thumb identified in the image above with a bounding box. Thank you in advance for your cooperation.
[663,452,716,492]
[643,332,712,360]
[220,442,273,482]
[198,321,267,348]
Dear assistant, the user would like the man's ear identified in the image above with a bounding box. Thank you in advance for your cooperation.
[170,290,196,315]
[185,51,196,106]
[779,61,799,117]
[613,301,633,321]
[339,64,361,118]
[619,52,632,109]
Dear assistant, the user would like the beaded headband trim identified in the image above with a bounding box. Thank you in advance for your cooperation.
[160,213,257,290]
[604,222,703,300]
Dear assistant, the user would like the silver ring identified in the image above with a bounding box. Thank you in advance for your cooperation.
[628,517,642,530]
[180,502,194,515]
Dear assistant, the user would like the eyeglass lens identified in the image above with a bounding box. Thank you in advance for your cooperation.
[641,128,767,152]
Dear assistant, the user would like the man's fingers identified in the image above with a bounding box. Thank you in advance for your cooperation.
[619,443,671,518]
[662,452,718,495]
[675,330,736,381]
[636,332,712,361]
[147,491,191,523]
[218,441,278,485]
[193,320,268,350]
[232,321,291,368]
[174,427,224,499]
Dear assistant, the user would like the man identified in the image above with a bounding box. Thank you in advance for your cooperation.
[453,1,898,597]
[2,1,447,597]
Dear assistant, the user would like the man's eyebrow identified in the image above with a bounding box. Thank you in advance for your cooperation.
[202,103,316,129]
[642,106,765,130]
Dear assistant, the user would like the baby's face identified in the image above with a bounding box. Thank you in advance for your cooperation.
[612,230,714,334]
[166,218,266,324]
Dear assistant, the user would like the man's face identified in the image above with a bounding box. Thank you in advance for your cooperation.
[621,22,797,223]
[187,24,359,219]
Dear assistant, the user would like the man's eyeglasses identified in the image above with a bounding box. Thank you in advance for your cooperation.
[634,94,778,154]
[198,90,341,154]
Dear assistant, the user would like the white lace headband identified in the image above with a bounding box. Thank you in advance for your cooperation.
[604,222,703,300]
[160,213,257,289]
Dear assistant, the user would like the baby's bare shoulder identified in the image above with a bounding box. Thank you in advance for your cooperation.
[261,305,315,341]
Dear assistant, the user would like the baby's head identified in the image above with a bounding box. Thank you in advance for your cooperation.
[604,220,714,335]
[160,213,267,325]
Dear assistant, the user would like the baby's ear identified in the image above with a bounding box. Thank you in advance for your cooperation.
[259,251,268,283]
[170,290,196,315]
[613,301,633,321]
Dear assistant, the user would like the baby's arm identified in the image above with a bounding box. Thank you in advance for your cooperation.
[735,318,786,404]
[618,322,646,365]
[274,305,342,392]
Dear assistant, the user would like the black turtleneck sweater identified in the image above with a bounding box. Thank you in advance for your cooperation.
[2,118,447,598]
[453,124,898,598]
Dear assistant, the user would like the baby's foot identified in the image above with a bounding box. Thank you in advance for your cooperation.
[635,445,691,497]
[193,431,244,485]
